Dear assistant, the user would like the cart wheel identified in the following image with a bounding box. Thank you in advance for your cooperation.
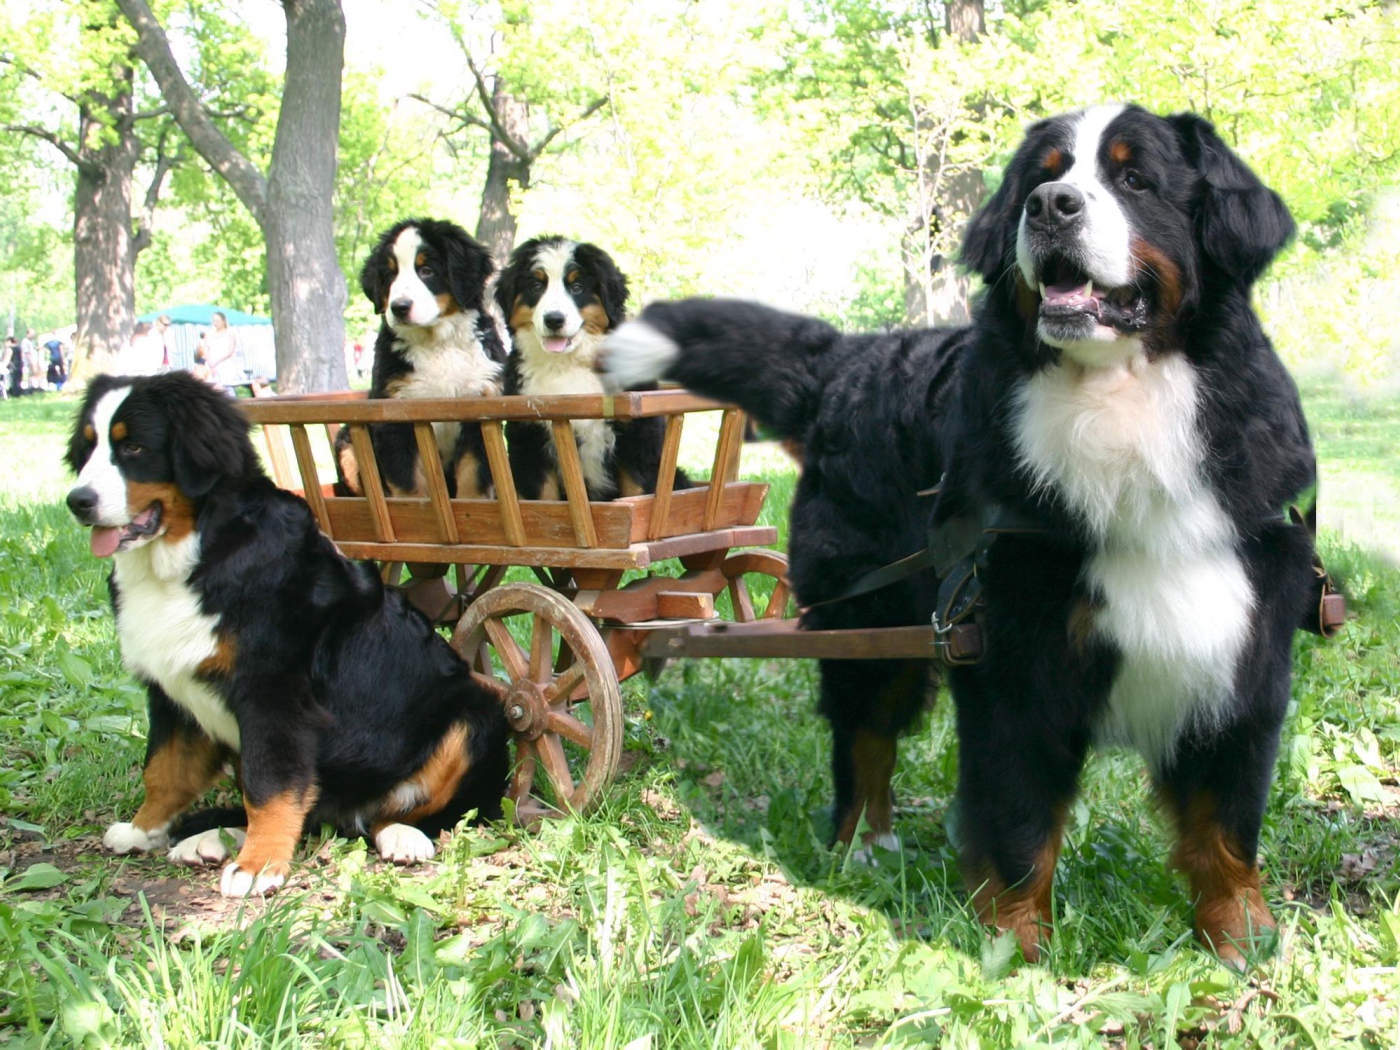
[452,582,624,825]
[720,550,793,622]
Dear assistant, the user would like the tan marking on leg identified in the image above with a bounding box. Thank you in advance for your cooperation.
[834,730,897,846]
[387,461,428,499]
[125,481,196,543]
[617,472,645,498]
[131,730,229,833]
[1167,795,1274,967]
[234,787,317,883]
[454,452,485,500]
[1067,598,1098,655]
[197,633,238,678]
[380,724,472,829]
[337,440,362,495]
[538,475,562,502]
[965,810,1066,964]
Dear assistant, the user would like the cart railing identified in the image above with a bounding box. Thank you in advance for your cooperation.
[238,389,774,571]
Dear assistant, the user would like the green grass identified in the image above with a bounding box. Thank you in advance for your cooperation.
[1,381,1399,1047]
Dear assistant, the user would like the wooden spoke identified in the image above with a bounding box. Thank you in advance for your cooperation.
[528,615,553,683]
[482,618,528,682]
[547,709,594,750]
[544,661,586,704]
[763,577,792,620]
[728,577,757,623]
[510,738,539,804]
[720,550,793,624]
[536,734,577,809]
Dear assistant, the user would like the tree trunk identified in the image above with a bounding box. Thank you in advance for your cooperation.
[475,81,530,264]
[70,74,140,383]
[266,0,348,392]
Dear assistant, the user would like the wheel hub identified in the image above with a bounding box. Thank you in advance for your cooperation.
[504,679,550,739]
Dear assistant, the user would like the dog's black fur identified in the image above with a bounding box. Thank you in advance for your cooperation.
[67,372,509,896]
[496,236,689,500]
[604,106,1319,966]
[336,218,506,499]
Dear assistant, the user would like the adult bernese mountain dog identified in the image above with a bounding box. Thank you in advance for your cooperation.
[336,218,507,498]
[495,236,688,500]
[67,372,510,897]
[605,105,1321,967]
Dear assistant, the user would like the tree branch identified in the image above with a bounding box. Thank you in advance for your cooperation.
[130,104,171,122]
[0,54,83,107]
[527,94,609,160]
[112,0,268,225]
[4,123,87,170]
[461,51,532,163]
[132,126,181,256]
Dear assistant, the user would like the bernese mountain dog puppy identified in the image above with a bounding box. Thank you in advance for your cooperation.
[67,372,509,897]
[605,106,1320,967]
[495,236,688,500]
[337,218,507,498]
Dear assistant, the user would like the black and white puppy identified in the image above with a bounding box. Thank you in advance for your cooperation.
[68,372,509,897]
[337,218,507,499]
[495,236,687,500]
[606,106,1320,968]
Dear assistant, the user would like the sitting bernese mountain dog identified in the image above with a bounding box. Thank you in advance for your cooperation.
[336,218,507,498]
[606,106,1322,967]
[67,372,509,897]
[495,236,688,500]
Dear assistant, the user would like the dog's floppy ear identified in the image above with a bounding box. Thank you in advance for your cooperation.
[493,240,530,323]
[445,225,494,311]
[66,374,127,473]
[574,242,630,329]
[960,166,1025,284]
[1170,113,1295,285]
[159,375,260,499]
[359,232,393,314]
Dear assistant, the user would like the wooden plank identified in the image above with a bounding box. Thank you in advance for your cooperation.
[239,389,728,426]
[704,409,748,531]
[288,425,330,535]
[330,541,650,570]
[261,424,297,490]
[640,620,946,660]
[550,419,598,548]
[626,482,769,542]
[480,421,526,546]
[647,414,685,541]
[657,592,714,619]
[347,424,395,542]
[322,497,634,549]
[413,422,460,544]
[639,526,777,564]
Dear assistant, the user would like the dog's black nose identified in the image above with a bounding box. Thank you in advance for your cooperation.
[1025,182,1085,230]
[67,486,99,523]
[543,311,566,332]
[390,298,413,320]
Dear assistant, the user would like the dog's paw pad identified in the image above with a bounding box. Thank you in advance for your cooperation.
[219,861,286,898]
[168,828,246,867]
[103,822,168,854]
[374,823,436,865]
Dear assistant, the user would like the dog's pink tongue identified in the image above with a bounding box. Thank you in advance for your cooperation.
[90,526,121,559]
[1043,281,1094,305]
[543,336,570,353]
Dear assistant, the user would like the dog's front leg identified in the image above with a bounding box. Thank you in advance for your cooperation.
[219,700,319,898]
[105,688,227,854]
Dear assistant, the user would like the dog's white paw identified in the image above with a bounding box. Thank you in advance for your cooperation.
[103,822,168,854]
[375,823,436,865]
[219,861,287,898]
[850,832,902,868]
[168,828,246,867]
[601,321,678,390]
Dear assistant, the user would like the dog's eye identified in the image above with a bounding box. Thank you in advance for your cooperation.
[123,444,143,455]
[418,264,434,278]
[1124,170,1147,191]
[570,282,583,295]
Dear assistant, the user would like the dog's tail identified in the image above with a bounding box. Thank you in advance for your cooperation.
[603,298,846,442]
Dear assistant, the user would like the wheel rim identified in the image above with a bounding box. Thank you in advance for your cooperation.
[720,550,793,622]
[452,582,623,824]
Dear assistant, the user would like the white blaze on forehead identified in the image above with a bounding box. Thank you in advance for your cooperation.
[76,385,133,525]
[1016,103,1133,291]
[387,226,442,328]
[531,241,583,337]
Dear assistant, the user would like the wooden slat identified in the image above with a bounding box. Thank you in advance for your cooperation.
[480,421,526,546]
[625,482,769,542]
[347,424,395,542]
[704,409,747,531]
[239,389,727,426]
[640,620,944,660]
[288,425,330,534]
[657,592,715,619]
[647,414,685,541]
[550,420,598,548]
[412,422,459,544]
[321,496,634,549]
[261,424,296,490]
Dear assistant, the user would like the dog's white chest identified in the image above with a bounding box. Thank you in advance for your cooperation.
[519,344,615,495]
[113,538,241,749]
[1012,353,1254,767]
[396,315,502,460]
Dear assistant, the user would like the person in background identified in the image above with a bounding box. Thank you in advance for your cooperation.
[154,314,175,370]
[122,321,165,376]
[20,329,40,391]
[205,310,243,394]
[5,336,22,397]
[0,336,12,400]
[44,336,68,390]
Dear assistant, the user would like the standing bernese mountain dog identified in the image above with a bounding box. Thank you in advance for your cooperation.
[67,372,509,897]
[337,218,507,498]
[605,105,1322,967]
[495,236,688,500]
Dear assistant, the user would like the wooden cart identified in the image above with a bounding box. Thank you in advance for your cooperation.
[241,389,962,823]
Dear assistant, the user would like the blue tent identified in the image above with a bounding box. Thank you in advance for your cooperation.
[136,304,276,379]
